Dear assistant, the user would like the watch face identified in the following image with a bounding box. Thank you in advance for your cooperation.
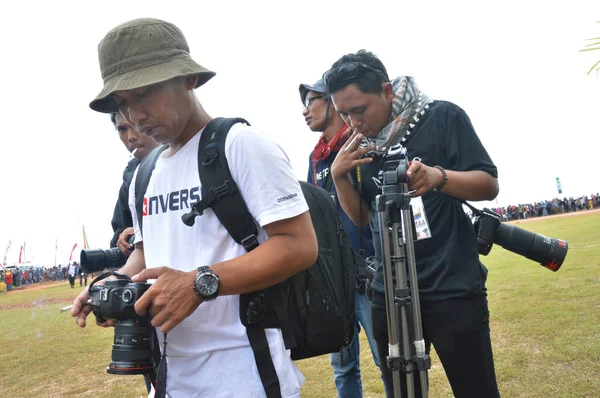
[199,274,219,296]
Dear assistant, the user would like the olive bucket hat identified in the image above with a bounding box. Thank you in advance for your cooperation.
[89,18,216,113]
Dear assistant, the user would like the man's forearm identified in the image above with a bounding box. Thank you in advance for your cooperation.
[212,212,317,296]
[438,170,499,201]
[333,175,370,226]
[119,244,146,276]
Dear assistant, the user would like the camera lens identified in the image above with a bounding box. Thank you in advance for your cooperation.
[108,318,155,375]
[495,223,568,271]
[80,247,128,274]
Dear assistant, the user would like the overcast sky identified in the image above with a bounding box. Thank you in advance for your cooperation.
[1,0,599,266]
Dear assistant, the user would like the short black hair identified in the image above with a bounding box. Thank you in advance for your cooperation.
[110,112,118,128]
[325,50,390,96]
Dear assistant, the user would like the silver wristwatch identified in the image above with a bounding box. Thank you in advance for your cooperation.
[193,266,220,301]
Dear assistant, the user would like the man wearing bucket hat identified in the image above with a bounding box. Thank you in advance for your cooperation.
[72,18,317,398]
[299,80,383,397]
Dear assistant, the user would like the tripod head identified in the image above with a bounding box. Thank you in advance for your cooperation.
[381,153,409,186]
[377,152,411,221]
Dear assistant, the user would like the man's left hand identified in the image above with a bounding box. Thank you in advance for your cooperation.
[131,267,203,333]
[407,160,444,197]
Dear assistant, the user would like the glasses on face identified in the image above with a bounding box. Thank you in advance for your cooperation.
[304,95,323,109]
[322,62,388,86]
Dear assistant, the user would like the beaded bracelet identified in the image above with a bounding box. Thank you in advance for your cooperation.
[433,165,447,192]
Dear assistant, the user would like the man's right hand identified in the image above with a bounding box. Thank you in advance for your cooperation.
[117,227,135,256]
[331,132,374,180]
[71,285,115,328]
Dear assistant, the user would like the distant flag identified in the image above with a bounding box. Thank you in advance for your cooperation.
[3,239,11,267]
[556,177,563,194]
[19,245,24,263]
[82,225,89,250]
[69,242,78,262]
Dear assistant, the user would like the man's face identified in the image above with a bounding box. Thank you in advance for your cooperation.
[301,91,328,132]
[331,83,393,138]
[114,113,160,160]
[111,77,194,145]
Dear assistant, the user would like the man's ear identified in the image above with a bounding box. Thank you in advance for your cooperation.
[185,74,199,90]
[383,82,394,102]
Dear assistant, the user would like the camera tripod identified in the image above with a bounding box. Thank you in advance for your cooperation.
[375,154,431,398]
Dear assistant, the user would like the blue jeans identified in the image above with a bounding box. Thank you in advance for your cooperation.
[330,291,382,398]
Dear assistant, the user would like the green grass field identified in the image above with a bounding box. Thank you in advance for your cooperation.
[1,211,599,397]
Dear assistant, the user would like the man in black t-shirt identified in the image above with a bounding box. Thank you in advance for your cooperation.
[108,111,159,394]
[326,50,500,398]
[109,112,159,254]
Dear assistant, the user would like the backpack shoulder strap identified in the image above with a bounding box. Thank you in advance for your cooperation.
[181,117,283,398]
[180,117,260,251]
[134,145,168,235]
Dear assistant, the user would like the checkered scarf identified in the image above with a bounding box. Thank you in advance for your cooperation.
[361,76,432,156]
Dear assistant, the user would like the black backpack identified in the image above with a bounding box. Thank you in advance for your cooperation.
[134,117,357,398]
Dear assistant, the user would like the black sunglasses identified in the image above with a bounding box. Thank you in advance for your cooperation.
[322,62,388,86]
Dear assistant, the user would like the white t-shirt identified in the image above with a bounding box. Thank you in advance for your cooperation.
[129,123,308,398]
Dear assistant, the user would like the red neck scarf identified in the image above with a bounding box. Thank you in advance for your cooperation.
[312,124,353,185]
[312,124,353,161]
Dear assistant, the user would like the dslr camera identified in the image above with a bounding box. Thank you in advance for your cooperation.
[89,273,156,375]
[473,208,568,271]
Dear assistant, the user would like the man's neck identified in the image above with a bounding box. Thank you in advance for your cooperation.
[165,100,211,156]
[322,116,347,142]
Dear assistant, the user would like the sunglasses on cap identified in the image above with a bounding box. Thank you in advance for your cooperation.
[322,62,388,86]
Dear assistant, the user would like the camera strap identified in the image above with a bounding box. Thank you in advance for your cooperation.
[461,200,484,217]
[154,333,168,398]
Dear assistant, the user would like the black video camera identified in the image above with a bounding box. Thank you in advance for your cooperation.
[473,208,568,271]
[89,273,156,375]
[80,235,135,274]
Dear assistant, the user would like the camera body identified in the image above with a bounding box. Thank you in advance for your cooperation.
[90,278,156,375]
[90,278,150,322]
[473,208,568,272]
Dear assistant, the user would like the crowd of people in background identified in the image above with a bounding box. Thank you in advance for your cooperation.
[492,193,600,221]
[1,194,598,294]
[0,262,94,293]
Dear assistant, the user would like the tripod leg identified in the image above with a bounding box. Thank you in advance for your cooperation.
[402,207,431,397]
[391,222,416,398]
[379,211,403,397]
[379,210,418,398]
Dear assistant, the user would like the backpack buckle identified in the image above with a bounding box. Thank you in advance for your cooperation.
[198,180,238,211]
[202,144,219,165]
[241,234,259,251]
[211,180,238,199]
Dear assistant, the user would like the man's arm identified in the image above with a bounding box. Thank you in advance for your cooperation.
[214,211,317,294]
[131,212,317,333]
[331,131,375,226]
[333,174,371,226]
[406,162,499,201]
[110,180,133,248]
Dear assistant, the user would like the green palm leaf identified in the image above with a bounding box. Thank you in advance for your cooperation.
[582,21,600,75]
